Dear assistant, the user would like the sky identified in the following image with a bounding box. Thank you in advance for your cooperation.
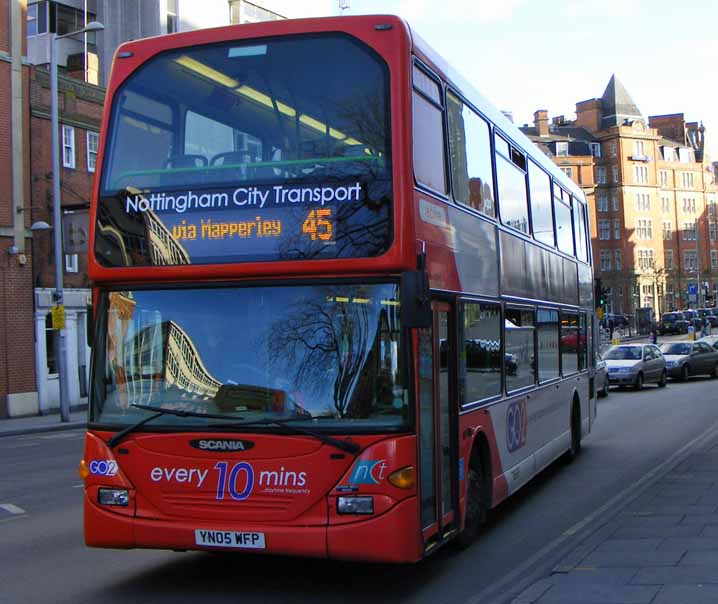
[317,0,718,160]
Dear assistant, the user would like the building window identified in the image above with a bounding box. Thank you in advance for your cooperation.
[27,1,48,36]
[662,196,670,213]
[612,165,619,182]
[600,250,611,271]
[230,0,284,24]
[45,314,58,375]
[590,143,601,158]
[663,222,672,240]
[556,142,568,157]
[597,193,608,212]
[712,250,718,269]
[682,222,697,240]
[86,131,98,173]
[709,200,717,217]
[65,254,78,273]
[598,220,610,240]
[613,219,620,239]
[62,125,75,169]
[614,250,622,270]
[596,166,607,184]
[711,223,717,241]
[682,172,695,188]
[560,166,572,178]
[682,197,696,213]
[610,142,617,156]
[637,249,655,271]
[635,193,650,211]
[636,219,652,240]
[166,0,177,33]
[684,250,698,271]
[665,249,673,270]
[659,170,668,187]
[634,165,648,184]
[611,192,619,211]
[634,140,644,156]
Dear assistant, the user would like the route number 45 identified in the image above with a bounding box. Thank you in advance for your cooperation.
[302,209,332,241]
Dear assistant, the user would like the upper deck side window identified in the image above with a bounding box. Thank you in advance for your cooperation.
[528,159,554,247]
[446,91,495,217]
[494,132,529,234]
[412,64,447,194]
[572,196,589,263]
[553,184,575,256]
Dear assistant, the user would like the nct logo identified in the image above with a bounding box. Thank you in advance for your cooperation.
[348,459,387,484]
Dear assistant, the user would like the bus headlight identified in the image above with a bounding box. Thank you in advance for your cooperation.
[98,488,129,507]
[337,496,374,515]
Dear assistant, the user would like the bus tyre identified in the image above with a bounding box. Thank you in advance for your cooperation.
[564,402,581,463]
[456,454,488,549]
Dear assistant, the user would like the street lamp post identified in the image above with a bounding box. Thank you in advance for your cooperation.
[50,21,104,422]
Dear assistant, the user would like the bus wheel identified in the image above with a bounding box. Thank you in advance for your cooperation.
[456,450,488,549]
[564,400,582,463]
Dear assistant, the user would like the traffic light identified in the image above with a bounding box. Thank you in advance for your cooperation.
[594,278,606,309]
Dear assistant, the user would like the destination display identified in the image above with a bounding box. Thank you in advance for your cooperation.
[94,180,392,267]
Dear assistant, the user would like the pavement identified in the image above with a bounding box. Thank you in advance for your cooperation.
[0,409,86,437]
[512,426,718,604]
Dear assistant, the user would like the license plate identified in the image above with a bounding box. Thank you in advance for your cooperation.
[194,529,266,549]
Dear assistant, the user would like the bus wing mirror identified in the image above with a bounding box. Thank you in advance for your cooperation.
[401,270,431,328]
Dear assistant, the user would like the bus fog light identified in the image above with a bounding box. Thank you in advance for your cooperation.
[337,496,374,515]
[98,488,129,507]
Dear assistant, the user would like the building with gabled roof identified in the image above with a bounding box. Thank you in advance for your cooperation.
[521,75,718,321]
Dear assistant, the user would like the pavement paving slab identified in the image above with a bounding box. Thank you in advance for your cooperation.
[653,585,718,604]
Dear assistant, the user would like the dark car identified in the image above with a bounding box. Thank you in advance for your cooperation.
[698,309,718,327]
[658,312,689,335]
[660,341,718,380]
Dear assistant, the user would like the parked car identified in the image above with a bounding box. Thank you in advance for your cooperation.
[595,352,609,397]
[698,335,718,350]
[660,341,718,380]
[603,344,667,389]
[658,312,689,335]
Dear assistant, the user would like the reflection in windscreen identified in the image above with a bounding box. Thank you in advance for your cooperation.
[93,284,407,431]
[604,347,642,361]
[660,343,691,356]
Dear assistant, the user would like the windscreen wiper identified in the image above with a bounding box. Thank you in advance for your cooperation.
[212,417,360,455]
[106,404,245,448]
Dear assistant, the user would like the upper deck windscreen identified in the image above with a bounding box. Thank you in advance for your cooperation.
[95,34,392,267]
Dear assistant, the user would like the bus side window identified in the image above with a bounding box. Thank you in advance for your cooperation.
[461,301,502,404]
[504,306,536,391]
[537,308,559,382]
[554,186,575,255]
[528,160,554,247]
[446,91,495,217]
[495,134,529,234]
[561,311,579,375]
[412,66,446,195]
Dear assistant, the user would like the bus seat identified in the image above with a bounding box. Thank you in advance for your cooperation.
[162,154,208,185]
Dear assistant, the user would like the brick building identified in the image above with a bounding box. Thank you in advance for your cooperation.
[522,75,718,319]
[0,0,36,417]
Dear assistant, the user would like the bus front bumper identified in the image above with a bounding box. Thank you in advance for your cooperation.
[84,493,421,563]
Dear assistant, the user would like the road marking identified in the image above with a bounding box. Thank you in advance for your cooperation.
[72,483,84,489]
[0,503,27,515]
[462,421,718,604]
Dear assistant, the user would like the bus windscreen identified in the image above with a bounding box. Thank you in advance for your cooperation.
[95,34,392,266]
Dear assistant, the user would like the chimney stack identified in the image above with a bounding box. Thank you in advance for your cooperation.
[534,110,549,137]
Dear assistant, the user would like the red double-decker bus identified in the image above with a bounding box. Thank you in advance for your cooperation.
[81,14,597,563]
